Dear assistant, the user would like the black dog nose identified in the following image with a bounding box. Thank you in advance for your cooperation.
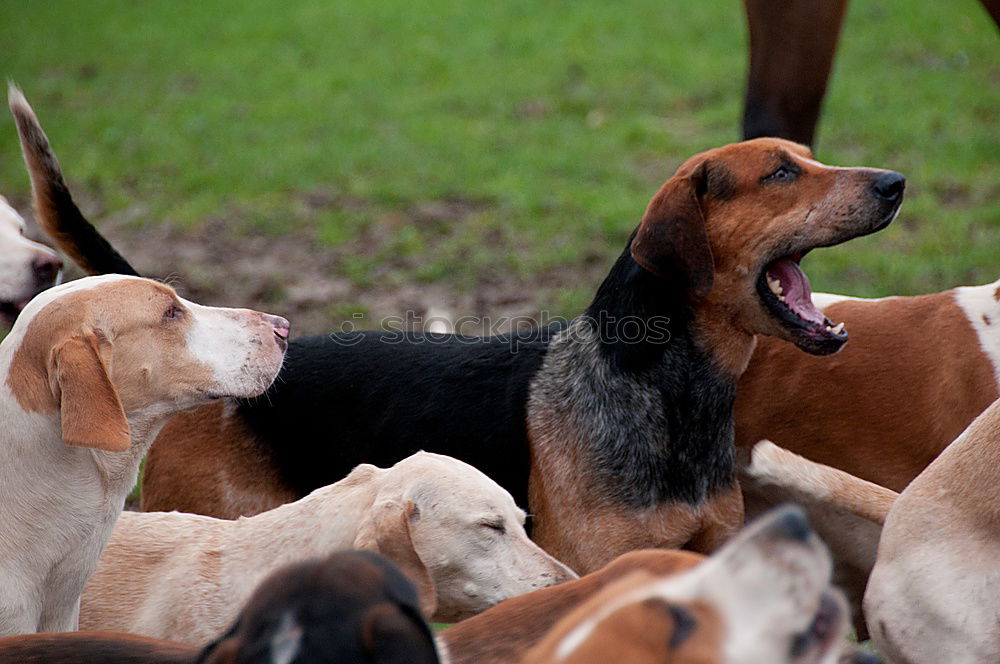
[766,505,813,543]
[33,253,62,284]
[873,171,905,202]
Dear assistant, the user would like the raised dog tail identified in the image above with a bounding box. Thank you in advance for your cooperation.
[8,83,139,277]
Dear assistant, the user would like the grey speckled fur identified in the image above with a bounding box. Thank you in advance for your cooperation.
[527,314,736,508]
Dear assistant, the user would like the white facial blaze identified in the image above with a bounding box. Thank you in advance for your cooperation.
[184,300,251,383]
[183,298,282,398]
[269,611,303,664]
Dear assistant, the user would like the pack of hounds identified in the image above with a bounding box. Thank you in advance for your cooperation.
[0,74,996,664]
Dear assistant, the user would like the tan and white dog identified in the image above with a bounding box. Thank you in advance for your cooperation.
[865,397,1000,663]
[737,284,1000,492]
[522,506,857,664]
[0,195,61,326]
[80,451,576,645]
[0,274,289,635]
[736,283,1000,638]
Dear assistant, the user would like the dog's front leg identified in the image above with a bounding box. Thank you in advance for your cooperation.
[37,595,81,633]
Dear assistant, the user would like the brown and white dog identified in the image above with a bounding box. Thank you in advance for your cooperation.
[737,285,1000,492]
[0,195,60,327]
[0,274,288,635]
[521,506,859,664]
[865,397,1000,663]
[736,284,1000,636]
[80,451,575,644]
[440,549,705,664]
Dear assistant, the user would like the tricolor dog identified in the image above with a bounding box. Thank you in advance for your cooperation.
[145,138,905,573]
[440,549,705,664]
[11,87,904,572]
[0,275,288,634]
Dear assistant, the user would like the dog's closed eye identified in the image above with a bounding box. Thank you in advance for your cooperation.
[479,519,506,534]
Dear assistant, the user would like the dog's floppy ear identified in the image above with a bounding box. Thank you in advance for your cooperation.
[354,499,438,619]
[631,163,714,298]
[49,332,131,452]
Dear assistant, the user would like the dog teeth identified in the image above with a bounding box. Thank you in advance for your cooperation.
[825,322,846,335]
[766,274,783,296]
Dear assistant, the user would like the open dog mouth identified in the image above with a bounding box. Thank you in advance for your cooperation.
[756,252,847,355]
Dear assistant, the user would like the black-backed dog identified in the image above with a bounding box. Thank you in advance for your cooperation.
[10,86,904,573]
[0,551,439,664]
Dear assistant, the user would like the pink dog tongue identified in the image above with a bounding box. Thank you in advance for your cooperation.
[767,258,825,324]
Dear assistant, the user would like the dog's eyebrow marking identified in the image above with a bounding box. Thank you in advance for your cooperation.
[776,152,803,173]
[706,163,736,201]
[269,611,303,664]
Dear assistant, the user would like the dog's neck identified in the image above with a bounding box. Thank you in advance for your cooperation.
[583,244,756,379]
[227,468,379,566]
[530,245,739,507]
[0,339,170,495]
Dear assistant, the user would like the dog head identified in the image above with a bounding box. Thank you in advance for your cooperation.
[353,451,578,622]
[3,274,288,452]
[536,506,849,664]
[632,138,903,357]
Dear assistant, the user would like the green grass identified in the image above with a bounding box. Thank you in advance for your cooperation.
[0,0,997,315]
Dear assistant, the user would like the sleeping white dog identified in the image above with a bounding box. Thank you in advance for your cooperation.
[81,451,577,645]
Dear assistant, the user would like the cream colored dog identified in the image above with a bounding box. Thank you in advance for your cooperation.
[865,397,1000,663]
[0,195,60,326]
[523,506,854,664]
[0,274,288,635]
[81,451,577,645]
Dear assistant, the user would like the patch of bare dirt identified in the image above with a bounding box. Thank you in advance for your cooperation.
[14,191,613,338]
